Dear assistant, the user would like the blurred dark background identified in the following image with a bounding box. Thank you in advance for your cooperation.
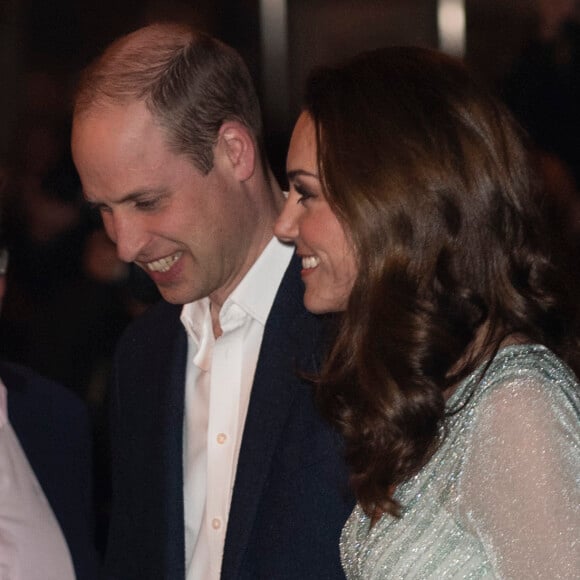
[1,0,579,556]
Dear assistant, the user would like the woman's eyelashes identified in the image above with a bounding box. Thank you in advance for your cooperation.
[294,183,316,204]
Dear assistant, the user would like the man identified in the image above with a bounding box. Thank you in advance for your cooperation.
[71,23,352,579]
[0,244,100,579]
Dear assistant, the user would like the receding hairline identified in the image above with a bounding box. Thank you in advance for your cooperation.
[73,21,266,174]
[73,22,203,115]
[108,21,194,54]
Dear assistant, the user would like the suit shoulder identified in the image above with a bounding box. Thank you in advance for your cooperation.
[1,360,86,412]
[1,361,91,447]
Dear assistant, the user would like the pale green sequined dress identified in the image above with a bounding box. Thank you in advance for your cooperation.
[340,345,580,579]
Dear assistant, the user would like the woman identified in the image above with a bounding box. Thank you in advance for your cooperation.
[275,47,580,579]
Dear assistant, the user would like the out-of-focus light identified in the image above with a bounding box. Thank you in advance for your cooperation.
[438,0,466,58]
[259,0,288,127]
[260,0,287,60]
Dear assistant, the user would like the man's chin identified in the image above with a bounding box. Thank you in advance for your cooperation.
[157,284,203,306]
[158,290,187,305]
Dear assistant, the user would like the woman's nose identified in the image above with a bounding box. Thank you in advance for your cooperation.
[274,196,300,243]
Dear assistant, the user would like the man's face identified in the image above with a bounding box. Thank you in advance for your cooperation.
[72,100,258,306]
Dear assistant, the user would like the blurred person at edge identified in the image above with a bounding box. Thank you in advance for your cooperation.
[275,47,580,579]
[503,0,580,186]
[71,22,352,580]
[0,218,100,578]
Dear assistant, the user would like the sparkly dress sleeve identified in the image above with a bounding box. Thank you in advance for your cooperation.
[459,373,580,579]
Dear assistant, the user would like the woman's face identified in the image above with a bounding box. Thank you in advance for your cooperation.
[274,112,357,314]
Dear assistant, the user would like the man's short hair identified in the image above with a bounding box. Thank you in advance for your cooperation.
[74,23,264,174]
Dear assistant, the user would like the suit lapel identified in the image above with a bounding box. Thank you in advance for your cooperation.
[139,305,188,578]
[162,323,188,578]
[222,255,322,578]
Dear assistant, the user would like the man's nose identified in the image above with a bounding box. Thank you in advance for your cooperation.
[103,211,149,264]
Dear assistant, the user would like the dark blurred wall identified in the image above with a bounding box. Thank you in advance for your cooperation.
[0,0,23,164]
[0,0,547,175]
[288,0,438,121]
[467,0,536,85]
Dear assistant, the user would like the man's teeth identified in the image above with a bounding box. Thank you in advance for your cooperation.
[302,256,320,269]
[146,252,182,273]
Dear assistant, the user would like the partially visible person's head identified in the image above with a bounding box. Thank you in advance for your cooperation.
[276,46,580,518]
[536,0,579,40]
[72,23,280,306]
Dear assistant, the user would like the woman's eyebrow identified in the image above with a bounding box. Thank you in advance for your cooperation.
[287,169,319,180]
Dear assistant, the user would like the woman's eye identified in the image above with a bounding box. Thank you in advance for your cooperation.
[295,184,314,204]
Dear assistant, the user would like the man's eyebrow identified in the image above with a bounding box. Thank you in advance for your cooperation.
[83,193,104,208]
[287,169,319,180]
[84,189,166,206]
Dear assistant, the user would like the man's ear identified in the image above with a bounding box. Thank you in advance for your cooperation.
[217,121,256,182]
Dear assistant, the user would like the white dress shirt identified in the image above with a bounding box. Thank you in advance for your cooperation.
[0,380,75,580]
[182,237,294,580]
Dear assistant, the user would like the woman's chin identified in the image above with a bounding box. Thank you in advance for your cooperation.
[304,293,345,315]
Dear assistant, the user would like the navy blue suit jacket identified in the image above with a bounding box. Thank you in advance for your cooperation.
[3,361,100,580]
[104,254,353,579]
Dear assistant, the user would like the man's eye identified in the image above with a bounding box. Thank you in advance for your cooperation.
[135,199,158,210]
[88,202,111,214]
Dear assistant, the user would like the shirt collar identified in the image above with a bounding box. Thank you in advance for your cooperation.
[180,236,293,342]
[227,236,293,326]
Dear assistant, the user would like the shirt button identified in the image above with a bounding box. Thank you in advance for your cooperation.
[216,433,227,445]
[212,518,222,530]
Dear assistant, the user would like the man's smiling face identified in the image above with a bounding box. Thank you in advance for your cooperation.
[72,99,260,306]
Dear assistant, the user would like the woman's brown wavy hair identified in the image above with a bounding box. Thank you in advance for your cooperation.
[304,47,580,518]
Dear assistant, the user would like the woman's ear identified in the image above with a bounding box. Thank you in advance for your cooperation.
[217,121,256,182]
